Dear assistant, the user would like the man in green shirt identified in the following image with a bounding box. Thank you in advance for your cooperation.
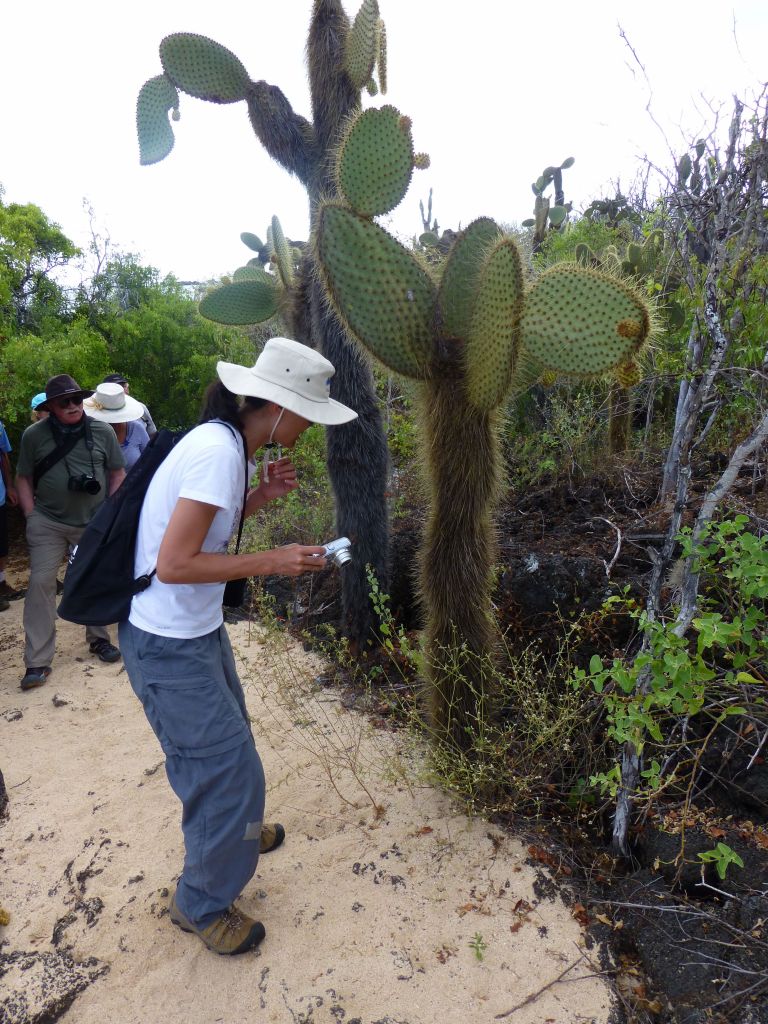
[16,375,126,690]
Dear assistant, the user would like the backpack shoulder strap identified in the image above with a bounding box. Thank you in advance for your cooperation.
[213,420,249,553]
[33,419,82,489]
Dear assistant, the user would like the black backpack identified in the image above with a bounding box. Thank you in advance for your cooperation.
[58,428,184,626]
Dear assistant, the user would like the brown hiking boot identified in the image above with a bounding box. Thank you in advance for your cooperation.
[169,891,265,955]
[260,823,285,853]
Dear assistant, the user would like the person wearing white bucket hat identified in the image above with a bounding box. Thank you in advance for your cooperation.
[83,383,150,470]
[118,337,357,956]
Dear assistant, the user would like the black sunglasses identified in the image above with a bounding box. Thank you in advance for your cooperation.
[52,396,83,408]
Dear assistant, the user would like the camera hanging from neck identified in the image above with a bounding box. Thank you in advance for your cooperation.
[33,414,96,489]
[49,414,99,493]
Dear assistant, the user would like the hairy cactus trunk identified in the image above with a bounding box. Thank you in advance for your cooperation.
[307,0,389,645]
[608,382,632,454]
[418,376,502,751]
[311,281,389,642]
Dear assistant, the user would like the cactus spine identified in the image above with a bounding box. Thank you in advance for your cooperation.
[136,2,394,647]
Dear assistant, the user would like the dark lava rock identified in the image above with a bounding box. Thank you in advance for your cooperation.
[635,826,718,896]
[497,553,610,627]
[734,764,768,815]
[0,949,108,1024]
[610,870,768,1022]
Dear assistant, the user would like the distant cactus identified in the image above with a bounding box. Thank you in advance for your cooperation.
[417,189,457,261]
[316,114,653,750]
[136,2,395,648]
[521,157,574,254]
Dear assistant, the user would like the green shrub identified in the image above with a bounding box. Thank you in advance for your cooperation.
[573,516,765,804]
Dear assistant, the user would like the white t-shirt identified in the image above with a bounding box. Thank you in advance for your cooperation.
[129,422,246,638]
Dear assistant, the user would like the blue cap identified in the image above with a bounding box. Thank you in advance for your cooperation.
[30,392,47,410]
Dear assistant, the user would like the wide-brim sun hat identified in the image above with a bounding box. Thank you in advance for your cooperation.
[39,374,94,411]
[83,382,144,424]
[217,337,358,426]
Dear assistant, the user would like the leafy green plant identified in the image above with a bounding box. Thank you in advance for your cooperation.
[573,516,764,800]
[698,842,745,881]
[368,568,416,661]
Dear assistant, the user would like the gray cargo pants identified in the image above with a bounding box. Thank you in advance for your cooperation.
[24,509,111,667]
[119,620,266,928]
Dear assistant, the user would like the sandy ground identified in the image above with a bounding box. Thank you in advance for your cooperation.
[0,582,614,1024]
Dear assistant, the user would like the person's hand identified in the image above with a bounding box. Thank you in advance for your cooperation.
[267,543,327,577]
[247,457,299,510]
[5,486,18,507]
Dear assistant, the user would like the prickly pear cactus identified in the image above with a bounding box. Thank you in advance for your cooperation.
[315,111,653,750]
[135,1,394,649]
[521,157,574,255]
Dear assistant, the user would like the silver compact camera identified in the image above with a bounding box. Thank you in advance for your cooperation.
[322,536,352,568]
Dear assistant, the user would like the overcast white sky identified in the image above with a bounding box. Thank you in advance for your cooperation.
[1,1,766,284]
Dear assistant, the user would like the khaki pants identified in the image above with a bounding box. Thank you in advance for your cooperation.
[24,510,111,668]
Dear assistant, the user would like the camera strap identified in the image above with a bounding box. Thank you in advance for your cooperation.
[33,419,90,489]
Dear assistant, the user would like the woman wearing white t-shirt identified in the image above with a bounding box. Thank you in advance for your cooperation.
[119,337,357,956]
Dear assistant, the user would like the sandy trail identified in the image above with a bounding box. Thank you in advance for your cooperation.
[0,589,612,1024]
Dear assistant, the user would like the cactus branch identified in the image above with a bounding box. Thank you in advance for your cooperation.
[246,81,317,185]
[307,0,358,157]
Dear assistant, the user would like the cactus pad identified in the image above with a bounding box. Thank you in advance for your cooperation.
[521,264,650,375]
[199,278,279,325]
[465,240,524,411]
[136,75,180,166]
[677,153,692,184]
[240,232,264,252]
[233,264,274,284]
[575,243,596,266]
[336,106,415,218]
[376,18,387,94]
[270,215,294,288]
[615,360,642,388]
[316,203,436,379]
[548,205,567,228]
[437,218,501,341]
[344,0,379,90]
[160,33,250,103]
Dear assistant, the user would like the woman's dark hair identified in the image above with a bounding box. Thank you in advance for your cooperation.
[198,380,267,430]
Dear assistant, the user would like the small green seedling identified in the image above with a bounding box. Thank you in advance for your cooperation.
[698,842,744,881]
[469,932,487,962]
